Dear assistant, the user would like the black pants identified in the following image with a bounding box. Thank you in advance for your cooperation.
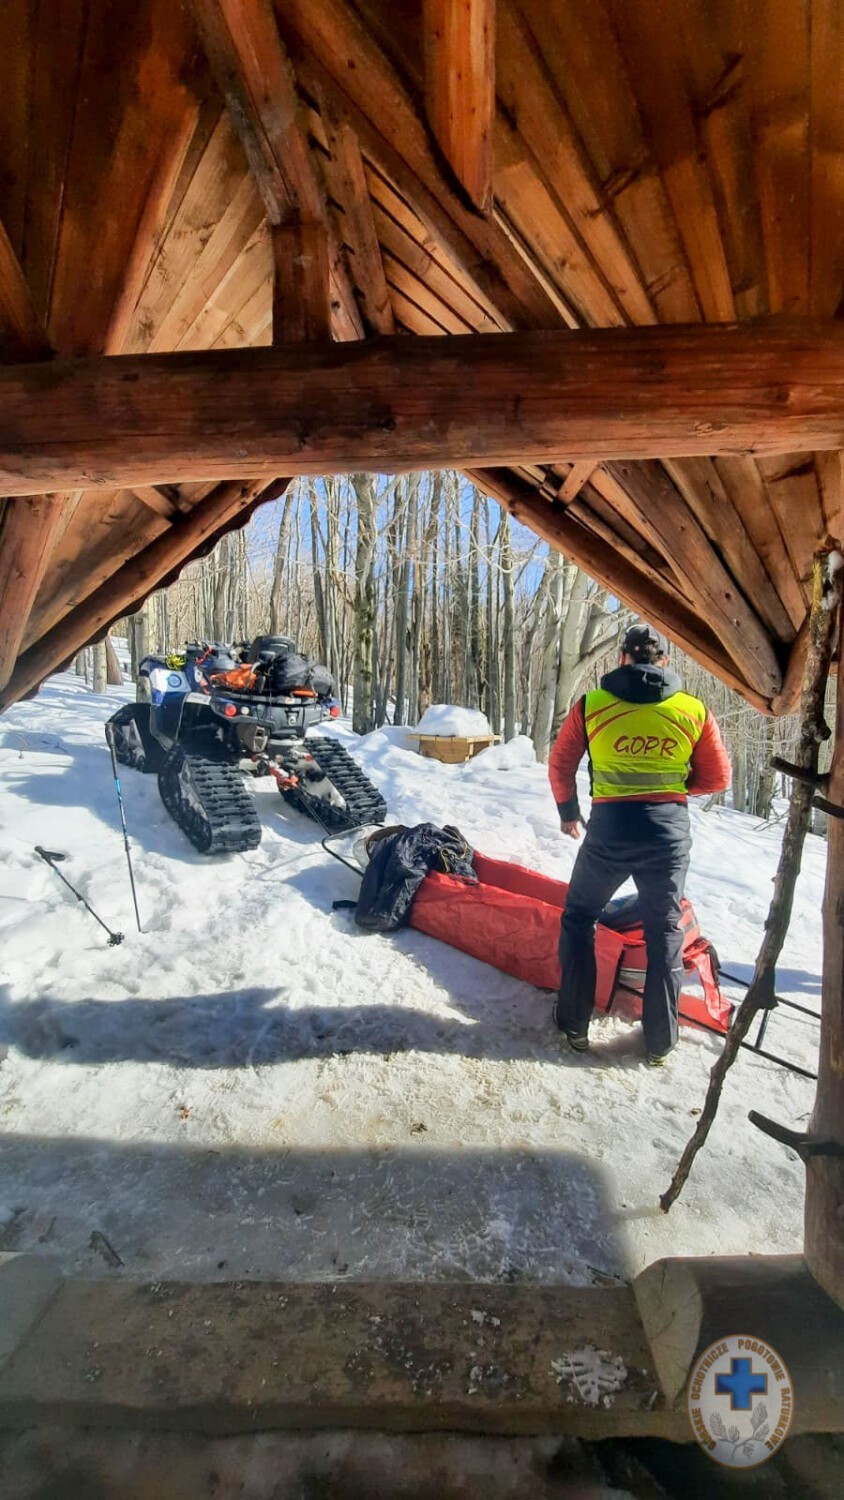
[556,802,691,1056]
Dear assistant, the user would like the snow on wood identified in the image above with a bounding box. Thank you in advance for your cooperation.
[414,704,493,737]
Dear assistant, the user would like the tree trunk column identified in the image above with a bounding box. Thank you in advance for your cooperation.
[805,595,844,1306]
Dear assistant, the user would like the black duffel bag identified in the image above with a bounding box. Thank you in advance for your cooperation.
[309,663,334,697]
[270,652,312,693]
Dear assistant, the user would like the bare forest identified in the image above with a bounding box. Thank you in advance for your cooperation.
[82,473,830,836]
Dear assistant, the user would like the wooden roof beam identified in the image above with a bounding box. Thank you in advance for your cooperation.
[423,0,495,212]
[5,322,844,496]
[190,0,362,339]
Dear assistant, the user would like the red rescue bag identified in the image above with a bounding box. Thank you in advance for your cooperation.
[409,852,731,1034]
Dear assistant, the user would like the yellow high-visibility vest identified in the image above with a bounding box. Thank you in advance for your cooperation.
[584,687,706,800]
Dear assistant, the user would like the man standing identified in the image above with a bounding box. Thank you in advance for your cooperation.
[549,623,731,1064]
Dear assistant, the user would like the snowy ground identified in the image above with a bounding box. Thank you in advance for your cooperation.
[0,674,823,1288]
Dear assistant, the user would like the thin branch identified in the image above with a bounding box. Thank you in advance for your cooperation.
[660,545,842,1213]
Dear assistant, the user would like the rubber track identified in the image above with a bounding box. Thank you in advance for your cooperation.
[158,747,262,855]
[106,703,166,774]
[284,737,387,832]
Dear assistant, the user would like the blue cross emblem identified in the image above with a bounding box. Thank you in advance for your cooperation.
[715,1357,768,1410]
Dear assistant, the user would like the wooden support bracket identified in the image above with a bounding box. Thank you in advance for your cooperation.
[771,755,831,789]
[812,794,844,821]
[749,1110,844,1161]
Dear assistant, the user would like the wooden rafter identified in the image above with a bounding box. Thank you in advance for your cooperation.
[468,466,771,711]
[0,224,60,687]
[602,459,781,699]
[557,461,597,506]
[277,0,560,329]
[423,0,495,212]
[191,0,363,340]
[128,487,180,520]
[316,87,395,336]
[0,498,69,691]
[0,221,52,363]
[0,477,289,710]
[4,323,844,500]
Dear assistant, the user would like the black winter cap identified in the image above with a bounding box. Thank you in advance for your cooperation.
[622,622,669,658]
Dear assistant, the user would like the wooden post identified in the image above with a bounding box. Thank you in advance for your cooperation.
[272,221,332,344]
[805,561,844,1307]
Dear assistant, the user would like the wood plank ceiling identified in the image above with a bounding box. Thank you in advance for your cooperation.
[1,0,843,712]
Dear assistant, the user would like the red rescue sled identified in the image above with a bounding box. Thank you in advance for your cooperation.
[410,852,732,1034]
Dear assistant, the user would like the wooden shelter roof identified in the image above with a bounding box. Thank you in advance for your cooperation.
[1,0,843,712]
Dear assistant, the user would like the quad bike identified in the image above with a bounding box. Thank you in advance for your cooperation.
[106,639,387,855]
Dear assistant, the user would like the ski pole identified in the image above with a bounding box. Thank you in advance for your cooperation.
[34,847,124,946]
[105,725,143,933]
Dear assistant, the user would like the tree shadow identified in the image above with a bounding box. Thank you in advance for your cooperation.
[0,980,615,1071]
[721,959,821,1000]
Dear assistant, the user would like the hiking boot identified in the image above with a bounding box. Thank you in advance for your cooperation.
[645,1048,673,1068]
[553,997,588,1047]
[565,1032,590,1055]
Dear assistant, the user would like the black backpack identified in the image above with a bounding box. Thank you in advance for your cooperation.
[270,652,312,693]
[309,663,334,697]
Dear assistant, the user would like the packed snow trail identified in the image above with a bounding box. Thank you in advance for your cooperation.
[0,674,823,1285]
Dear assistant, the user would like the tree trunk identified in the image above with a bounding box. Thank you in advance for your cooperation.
[467,486,482,708]
[501,513,517,741]
[532,552,564,761]
[212,536,228,641]
[104,635,122,685]
[732,735,748,813]
[75,650,87,678]
[393,479,412,725]
[485,501,500,732]
[351,472,377,734]
[425,476,442,718]
[754,716,776,818]
[309,481,329,663]
[91,641,107,694]
[449,485,468,702]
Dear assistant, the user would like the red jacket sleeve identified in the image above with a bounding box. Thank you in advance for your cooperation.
[549,697,587,819]
[687,712,732,796]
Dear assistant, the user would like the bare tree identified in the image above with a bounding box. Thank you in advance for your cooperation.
[351,472,377,734]
[104,636,122,685]
[91,641,108,694]
[500,513,517,740]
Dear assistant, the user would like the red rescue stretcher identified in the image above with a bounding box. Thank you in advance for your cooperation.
[409,851,733,1034]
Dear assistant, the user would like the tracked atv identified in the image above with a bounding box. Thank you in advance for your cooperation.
[106,639,386,855]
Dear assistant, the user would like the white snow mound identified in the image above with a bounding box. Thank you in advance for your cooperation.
[463,735,536,774]
[414,704,492,737]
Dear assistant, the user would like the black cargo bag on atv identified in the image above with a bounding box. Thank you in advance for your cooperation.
[269,652,313,693]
